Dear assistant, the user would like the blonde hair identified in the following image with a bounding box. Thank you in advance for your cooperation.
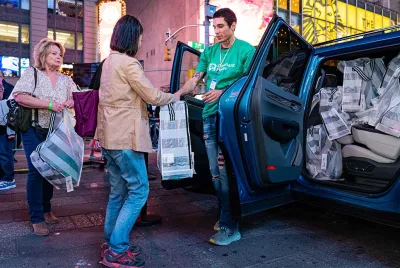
[33,38,65,71]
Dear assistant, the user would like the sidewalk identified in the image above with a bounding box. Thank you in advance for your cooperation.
[1,152,220,268]
[1,153,400,267]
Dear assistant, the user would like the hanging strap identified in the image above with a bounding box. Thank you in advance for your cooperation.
[168,103,175,121]
[32,68,39,125]
[34,111,57,153]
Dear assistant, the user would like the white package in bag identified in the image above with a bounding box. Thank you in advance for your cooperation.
[157,101,194,180]
[318,87,351,140]
[306,124,343,181]
[369,67,400,129]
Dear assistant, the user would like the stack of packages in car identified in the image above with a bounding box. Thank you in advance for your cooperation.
[306,54,400,181]
[157,101,194,180]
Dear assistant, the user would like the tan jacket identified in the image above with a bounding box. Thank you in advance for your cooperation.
[96,51,176,152]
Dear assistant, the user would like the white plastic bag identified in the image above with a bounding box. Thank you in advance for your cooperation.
[318,87,351,140]
[369,67,400,129]
[157,101,194,180]
[306,124,343,181]
[30,110,84,191]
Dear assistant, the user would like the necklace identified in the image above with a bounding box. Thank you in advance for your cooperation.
[218,37,236,72]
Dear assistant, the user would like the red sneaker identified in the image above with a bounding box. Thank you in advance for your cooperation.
[101,249,144,268]
[100,243,141,259]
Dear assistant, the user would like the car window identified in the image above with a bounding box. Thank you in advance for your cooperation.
[262,25,310,96]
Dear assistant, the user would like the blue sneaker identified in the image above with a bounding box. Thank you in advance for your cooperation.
[209,226,241,246]
[0,180,16,191]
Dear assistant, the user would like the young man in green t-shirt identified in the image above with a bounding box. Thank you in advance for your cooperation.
[177,8,255,246]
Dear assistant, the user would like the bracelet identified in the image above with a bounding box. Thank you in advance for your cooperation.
[48,101,53,111]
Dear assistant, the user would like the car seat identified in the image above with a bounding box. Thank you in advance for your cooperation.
[342,124,400,185]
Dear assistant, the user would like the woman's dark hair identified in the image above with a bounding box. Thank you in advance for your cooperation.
[110,15,143,57]
[213,8,237,27]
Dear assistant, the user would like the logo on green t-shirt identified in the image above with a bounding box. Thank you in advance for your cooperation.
[196,39,256,119]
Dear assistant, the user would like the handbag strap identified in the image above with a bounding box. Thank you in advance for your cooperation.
[168,103,175,121]
[33,68,39,125]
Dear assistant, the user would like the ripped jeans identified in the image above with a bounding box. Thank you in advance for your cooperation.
[203,115,237,230]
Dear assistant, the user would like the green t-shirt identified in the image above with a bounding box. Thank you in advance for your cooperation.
[196,38,255,119]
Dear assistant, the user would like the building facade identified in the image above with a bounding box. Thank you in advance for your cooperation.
[1,0,399,87]
[127,0,400,88]
[0,0,97,81]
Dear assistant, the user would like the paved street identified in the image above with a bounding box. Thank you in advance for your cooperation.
[1,152,400,268]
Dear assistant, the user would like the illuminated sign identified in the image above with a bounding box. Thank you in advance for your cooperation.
[209,0,274,46]
[98,0,126,60]
[303,0,395,43]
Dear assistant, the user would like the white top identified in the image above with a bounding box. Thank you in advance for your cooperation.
[11,67,78,128]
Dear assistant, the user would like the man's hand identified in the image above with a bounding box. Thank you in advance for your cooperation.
[202,90,223,103]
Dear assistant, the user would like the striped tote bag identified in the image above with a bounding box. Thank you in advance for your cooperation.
[30,109,84,191]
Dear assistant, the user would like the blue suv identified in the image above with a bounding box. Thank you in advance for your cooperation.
[164,15,400,227]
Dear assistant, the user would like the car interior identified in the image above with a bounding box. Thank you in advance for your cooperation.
[305,46,400,194]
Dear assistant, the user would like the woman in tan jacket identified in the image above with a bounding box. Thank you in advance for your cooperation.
[97,15,179,268]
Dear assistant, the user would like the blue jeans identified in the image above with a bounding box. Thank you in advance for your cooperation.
[0,132,14,182]
[203,115,237,229]
[21,127,54,224]
[102,149,149,254]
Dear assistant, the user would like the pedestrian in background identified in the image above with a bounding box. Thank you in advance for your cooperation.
[96,15,180,268]
[11,38,78,236]
[0,70,16,191]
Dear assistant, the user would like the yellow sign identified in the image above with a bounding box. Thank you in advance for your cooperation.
[302,0,395,43]
[98,0,126,60]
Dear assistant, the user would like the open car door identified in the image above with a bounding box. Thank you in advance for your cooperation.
[161,42,212,190]
[235,16,313,190]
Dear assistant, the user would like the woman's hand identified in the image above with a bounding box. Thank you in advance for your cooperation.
[173,92,181,102]
[50,101,64,112]
[64,99,74,109]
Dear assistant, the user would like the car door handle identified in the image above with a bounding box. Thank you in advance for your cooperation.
[262,116,300,143]
[265,90,302,112]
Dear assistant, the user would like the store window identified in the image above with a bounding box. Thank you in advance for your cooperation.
[21,0,28,9]
[0,0,18,8]
[20,57,29,75]
[21,24,29,44]
[278,9,289,21]
[48,29,76,49]
[291,0,300,13]
[77,0,83,19]
[56,29,75,49]
[48,29,55,40]
[57,0,78,17]
[291,13,301,34]
[0,21,19,43]
[278,0,288,10]
[0,55,19,77]
[77,32,83,50]
[0,0,29,9]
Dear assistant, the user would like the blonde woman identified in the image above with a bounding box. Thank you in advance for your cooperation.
[11,38,78,236]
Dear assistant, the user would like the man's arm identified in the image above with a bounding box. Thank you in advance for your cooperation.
[176,71,205,96]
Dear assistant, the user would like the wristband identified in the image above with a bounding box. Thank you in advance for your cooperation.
[48,101,53,111]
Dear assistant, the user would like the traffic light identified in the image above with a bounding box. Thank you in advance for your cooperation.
[164,46,171,61]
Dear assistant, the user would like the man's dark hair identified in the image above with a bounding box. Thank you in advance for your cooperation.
[110,15,143,57]
[213,8,237,27]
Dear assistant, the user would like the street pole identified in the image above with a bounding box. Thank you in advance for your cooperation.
[204,0,210,47]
